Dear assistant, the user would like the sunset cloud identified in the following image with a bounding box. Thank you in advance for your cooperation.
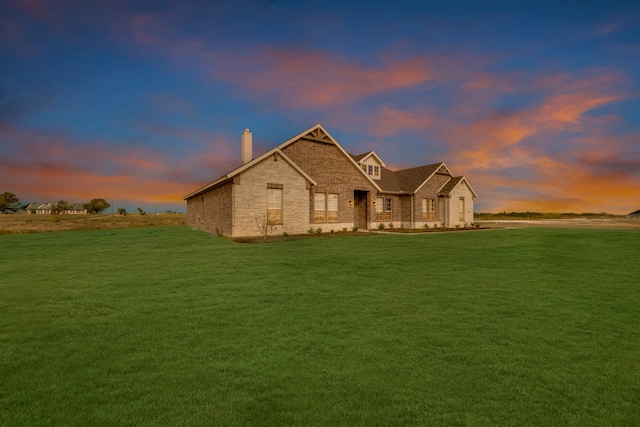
[0,122,237,209]
[1,1,638,214]
[224,51,436,107]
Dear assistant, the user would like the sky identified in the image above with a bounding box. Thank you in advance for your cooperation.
[1,0,639,214]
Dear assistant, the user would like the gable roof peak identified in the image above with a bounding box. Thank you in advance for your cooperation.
[300,123,334,144]
[438,176,478,198]
[355,150,385,167]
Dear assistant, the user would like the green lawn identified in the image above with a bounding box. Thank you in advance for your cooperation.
[1,227,639,426]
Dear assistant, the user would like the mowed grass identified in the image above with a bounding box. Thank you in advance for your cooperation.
[1,227,639,426]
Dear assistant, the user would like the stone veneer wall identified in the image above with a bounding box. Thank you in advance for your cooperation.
[232,153,310,237]
[281,138,378,229]
[445,183,475,227]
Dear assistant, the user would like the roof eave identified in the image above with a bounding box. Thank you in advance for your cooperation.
[413,162,450,193]
[183,176,232,200]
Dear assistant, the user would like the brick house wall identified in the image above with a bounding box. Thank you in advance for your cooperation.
[400,195,411,226]
[371,194,404,227]
[413,172,452,228]
[186,181,233,235]
[281,138,378,230]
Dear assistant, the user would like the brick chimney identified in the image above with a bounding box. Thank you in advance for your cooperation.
[242,128,252,165]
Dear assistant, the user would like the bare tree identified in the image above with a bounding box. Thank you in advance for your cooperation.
[255,215,276,239]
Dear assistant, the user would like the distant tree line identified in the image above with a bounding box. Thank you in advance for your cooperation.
[0,192,112,214]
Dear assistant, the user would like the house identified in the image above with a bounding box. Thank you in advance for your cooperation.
[184,124,477,237]
[26,203,87,214]
[629,209,640,219]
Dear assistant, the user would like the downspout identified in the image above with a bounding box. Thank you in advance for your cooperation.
[410,194,414,229]
[443,196,448,228]
[447,196,450,227]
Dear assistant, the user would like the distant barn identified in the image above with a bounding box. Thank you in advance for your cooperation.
[629,209,640,219]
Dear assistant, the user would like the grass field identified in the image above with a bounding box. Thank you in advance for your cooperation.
[0,213,186,235]
[1,226,639,425]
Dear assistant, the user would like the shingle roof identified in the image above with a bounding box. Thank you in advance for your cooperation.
[393,163,444,193]
[438,176,464,195]
[378,167,402,192]
[348,153,447,193]
[350,152,370,162]
[28,202,86,211]
[629,209,640,216]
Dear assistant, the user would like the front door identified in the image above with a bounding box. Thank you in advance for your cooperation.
[354,190,368,230]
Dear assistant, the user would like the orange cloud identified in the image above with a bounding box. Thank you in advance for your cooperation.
[202,49,437,108]
[0,124,239,208]
[340,105,434,139]
[448,70,627,167]
[430,69,637,214]
[125,16,441,108]
[454,136,640,215]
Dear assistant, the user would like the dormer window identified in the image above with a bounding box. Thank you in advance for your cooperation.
[356,151,385,180]
[361,163,382,179]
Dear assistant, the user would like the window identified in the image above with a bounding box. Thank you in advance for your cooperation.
[328,194,338,222]
[314,193,326,222]
[368,165,373,175]
[374,197,384,220]
[374,166,379,177]
[459,197,465,221]
[267,188,282,223]
[422,198,435,221]
[362,164,367,172]
[385,198,392,221]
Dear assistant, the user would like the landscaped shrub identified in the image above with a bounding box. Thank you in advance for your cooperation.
[388,223,394,229]
[315,227,322,235]
[342,227,348,232]
[423,223,430,229]
[378,223,385,230]
[307,227,315,235]
[352,226,358,232]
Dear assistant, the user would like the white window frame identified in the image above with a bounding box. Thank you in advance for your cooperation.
[376,197,384,221]
[314,193,326,222]
[267,188,283,224]
[328,194,338,222]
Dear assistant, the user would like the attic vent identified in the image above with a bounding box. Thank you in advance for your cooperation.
[304,128,332,143]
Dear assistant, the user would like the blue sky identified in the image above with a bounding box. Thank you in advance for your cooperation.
[1,0,639,213]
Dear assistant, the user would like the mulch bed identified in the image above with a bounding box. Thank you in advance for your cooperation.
[232,227,486,243]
